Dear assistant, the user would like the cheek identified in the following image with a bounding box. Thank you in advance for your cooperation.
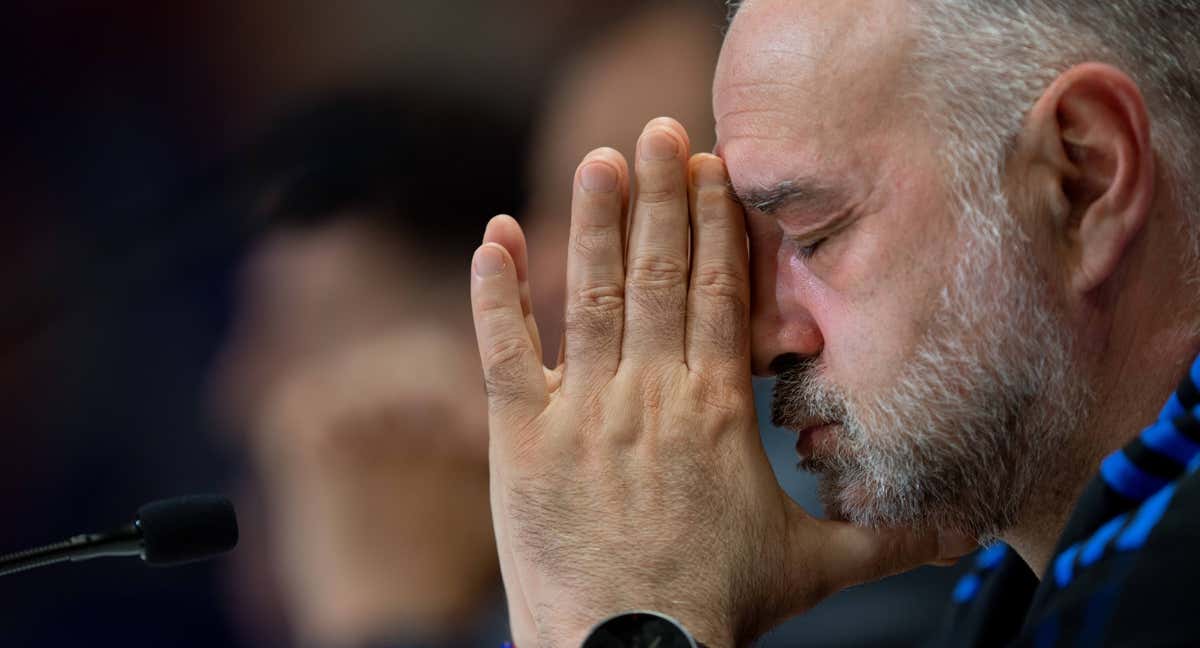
[778,253,874,374]
[774,246,837,324]
[772,226,934,393]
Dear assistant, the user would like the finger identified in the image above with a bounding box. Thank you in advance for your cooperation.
[483,215,545,367]
[623,117,692,364]
[472,231,541,639]
[806,521,978,594]
[470,239,548,425]
[686,154,750,372]
[562,147,630,389]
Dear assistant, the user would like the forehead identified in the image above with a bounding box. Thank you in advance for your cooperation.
[714,0,917,193]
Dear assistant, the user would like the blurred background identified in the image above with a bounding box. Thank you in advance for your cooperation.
[1,1,963,646]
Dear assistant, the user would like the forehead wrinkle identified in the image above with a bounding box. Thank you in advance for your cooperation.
[728,47,819,68]
[715,0,918,120]
[718,78,811,94]
[714,108,800,136]
[716,0,923,219]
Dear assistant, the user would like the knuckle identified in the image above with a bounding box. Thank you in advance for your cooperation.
[573,280,625,310]
[692,264,746,302]
[636,185,680,206]
[564,282,624,355]
[473,291,512,317]
[483,335,531,372]
[696,186,735,219]
[481,337,533,406]
[628,256,689,289]
[570,222,620,256]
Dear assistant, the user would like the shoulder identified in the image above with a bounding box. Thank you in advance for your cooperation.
[1017,459,1200,646]
[930,464,1200,648]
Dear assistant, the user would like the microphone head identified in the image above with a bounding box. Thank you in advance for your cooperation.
[136,495,239,566]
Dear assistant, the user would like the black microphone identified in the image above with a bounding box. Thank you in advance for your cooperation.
[0,494,238,577]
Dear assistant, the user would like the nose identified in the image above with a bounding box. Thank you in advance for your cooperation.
[749,228,824,377]
[751,307,824,376]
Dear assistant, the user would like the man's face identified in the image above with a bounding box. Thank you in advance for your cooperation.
[715,0,1082,536]
[716,0,952,382]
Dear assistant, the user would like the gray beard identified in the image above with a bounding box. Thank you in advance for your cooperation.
[770,213,1089,540]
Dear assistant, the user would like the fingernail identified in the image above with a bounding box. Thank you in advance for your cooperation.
[473,244,506,277]
[694,157,727,187]
[580,161,618,192]
[641,129,678,161]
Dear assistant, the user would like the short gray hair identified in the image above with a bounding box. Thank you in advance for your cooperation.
[908,1,1200,272]
[727,0,1200,271]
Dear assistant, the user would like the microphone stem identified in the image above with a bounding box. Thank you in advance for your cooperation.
[0,523,142,577]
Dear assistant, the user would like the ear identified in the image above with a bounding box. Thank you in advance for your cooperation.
[1020,63,1156,295]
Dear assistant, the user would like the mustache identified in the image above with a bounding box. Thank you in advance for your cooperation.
[769,354,848,430]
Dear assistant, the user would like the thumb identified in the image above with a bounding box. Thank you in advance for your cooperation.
[805,520,977,593]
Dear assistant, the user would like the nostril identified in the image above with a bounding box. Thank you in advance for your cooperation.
[768,353,805,377]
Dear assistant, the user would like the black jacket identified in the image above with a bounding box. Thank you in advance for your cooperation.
[928,356,1200,647]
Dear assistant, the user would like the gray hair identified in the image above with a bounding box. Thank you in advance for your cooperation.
[907,1,1200,277]
[727,0,1200,273]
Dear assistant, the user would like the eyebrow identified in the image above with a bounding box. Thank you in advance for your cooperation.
[733,178,850,217]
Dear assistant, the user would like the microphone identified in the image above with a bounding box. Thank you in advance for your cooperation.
[0,494,238,577]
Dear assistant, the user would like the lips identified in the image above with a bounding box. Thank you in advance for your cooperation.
[793,422,839,458]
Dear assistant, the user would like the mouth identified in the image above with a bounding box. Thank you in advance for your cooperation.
[792,421,840,458]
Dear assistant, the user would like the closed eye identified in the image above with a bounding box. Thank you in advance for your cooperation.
[797,238,824,259]
[789,235,827,260]
[785,208,858,263]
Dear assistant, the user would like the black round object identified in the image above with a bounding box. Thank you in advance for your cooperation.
[582,611,701,648]
[136,495,238,566]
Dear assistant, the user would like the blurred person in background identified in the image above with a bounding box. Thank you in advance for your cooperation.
[1,1,651,645]
[209,89,525,648]
[209,4,733,645]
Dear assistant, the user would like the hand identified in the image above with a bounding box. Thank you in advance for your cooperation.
[470,118,972,648]
[250,329,496,645]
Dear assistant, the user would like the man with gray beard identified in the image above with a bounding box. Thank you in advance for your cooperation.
[770,181,1083,541]
[468,0,1200,646]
